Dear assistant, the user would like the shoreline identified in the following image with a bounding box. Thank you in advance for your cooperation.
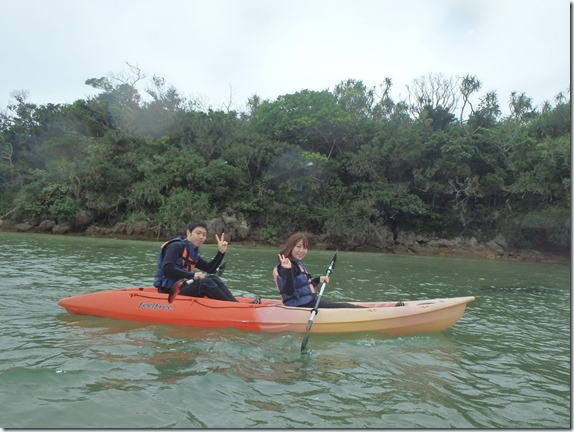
[3,225,569,266]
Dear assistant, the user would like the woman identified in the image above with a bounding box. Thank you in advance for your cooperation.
[273,232,364,308]
[154,220,238,302]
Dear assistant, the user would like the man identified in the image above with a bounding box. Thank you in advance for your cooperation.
[154,220,238,302]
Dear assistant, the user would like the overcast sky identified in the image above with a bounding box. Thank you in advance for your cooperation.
[1,0,570,115]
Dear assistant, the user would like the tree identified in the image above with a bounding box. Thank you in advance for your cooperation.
[250,89,356,158]
[0,68,569,254]
[407,73,459,119]
[459,75,481,123]
[467,91,501,131]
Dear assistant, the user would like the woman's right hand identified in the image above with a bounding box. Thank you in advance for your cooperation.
[278,254,292,268]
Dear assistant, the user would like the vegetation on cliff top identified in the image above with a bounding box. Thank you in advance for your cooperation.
[0,66,570,254]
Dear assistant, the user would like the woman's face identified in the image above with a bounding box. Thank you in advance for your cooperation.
[291,239,308,261]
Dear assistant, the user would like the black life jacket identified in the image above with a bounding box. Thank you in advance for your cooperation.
[153,236,199,290]
[273,259,316,307]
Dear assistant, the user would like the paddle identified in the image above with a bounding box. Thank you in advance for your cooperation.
[300,251,338,352]
[168,261,227,304]
[216,261,227,277]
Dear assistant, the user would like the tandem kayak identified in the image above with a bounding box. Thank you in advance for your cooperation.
[58,288,475,336]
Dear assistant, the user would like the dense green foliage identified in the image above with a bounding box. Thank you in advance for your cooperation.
[0,70,570,252]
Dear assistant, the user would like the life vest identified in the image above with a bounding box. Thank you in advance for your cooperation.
[154,236,200,290]
[273,259,316,307]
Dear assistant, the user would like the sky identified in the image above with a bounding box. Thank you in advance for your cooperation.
[1,0,570,115]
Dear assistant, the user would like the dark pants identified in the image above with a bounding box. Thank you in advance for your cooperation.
[180,275,238,302]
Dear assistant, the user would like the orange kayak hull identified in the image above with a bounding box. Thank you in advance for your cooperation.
[58,288,475,336]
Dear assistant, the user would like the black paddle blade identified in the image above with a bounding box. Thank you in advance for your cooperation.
[327,250,338,272]
[215,261,227,277]
[301,319,314,352]
[301,332,311,352]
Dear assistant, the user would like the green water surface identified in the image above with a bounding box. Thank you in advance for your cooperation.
[0,232,570,428]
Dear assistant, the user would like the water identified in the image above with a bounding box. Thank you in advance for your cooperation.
[0,232,570,428]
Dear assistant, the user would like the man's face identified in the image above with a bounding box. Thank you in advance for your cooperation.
[187,227,208,247]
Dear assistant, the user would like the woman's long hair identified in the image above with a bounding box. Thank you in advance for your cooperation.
[278,232,310,260]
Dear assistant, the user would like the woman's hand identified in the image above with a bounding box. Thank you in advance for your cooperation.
[278,254,292,268]
[319,276,330,284]
[215,233,228,253]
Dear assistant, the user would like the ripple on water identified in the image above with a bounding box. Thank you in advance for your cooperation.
[0,233,570,428]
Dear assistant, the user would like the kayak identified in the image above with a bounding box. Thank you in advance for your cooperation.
[58,288,475,336]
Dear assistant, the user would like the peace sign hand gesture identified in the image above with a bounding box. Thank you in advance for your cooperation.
[215,233,228,253]
[278,254,292,269]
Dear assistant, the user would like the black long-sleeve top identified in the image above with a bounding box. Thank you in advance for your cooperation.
[162,241,225,280]
[275,262,321,296]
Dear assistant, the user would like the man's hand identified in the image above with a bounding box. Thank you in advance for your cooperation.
[215,233,228,253]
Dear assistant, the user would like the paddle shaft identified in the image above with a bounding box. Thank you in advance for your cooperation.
[301,251,338,352]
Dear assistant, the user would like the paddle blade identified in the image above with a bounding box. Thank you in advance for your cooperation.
[300,311,317,352]
[301,332,311,352]
[216,261,227,277]
[329,251,338,273]
[168,279,185,303]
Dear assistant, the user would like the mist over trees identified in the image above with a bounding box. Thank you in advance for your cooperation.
[0,65,570,254]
